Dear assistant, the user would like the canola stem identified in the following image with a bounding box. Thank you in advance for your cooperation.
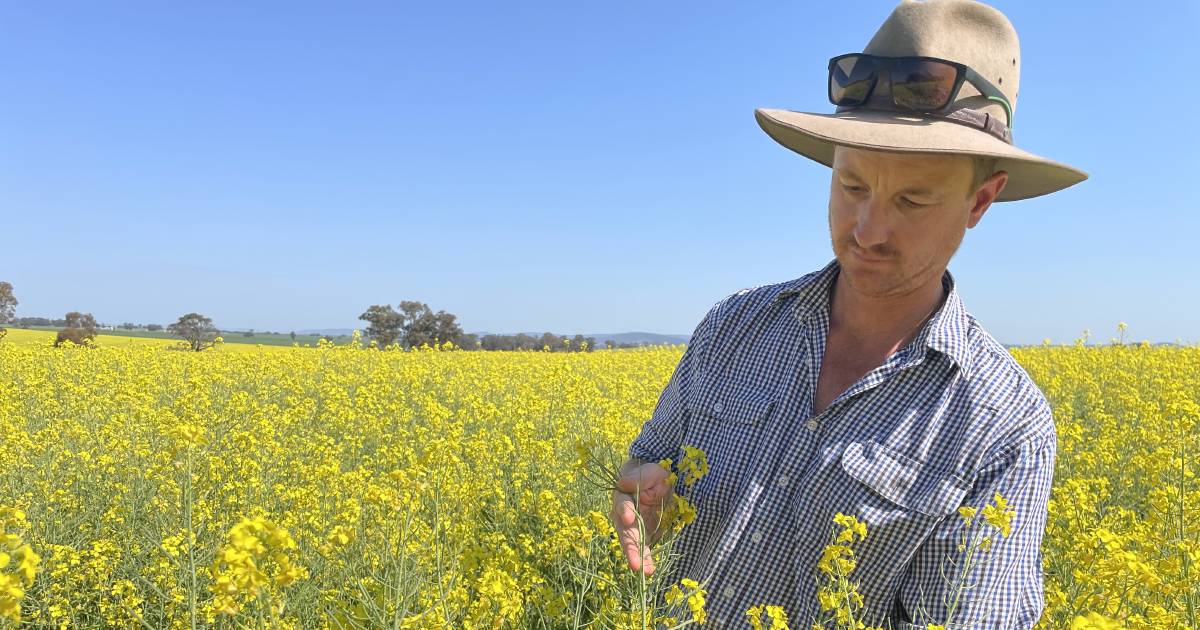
[185,446,197,630]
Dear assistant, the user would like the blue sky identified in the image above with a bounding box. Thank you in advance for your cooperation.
[2,1,1196,344]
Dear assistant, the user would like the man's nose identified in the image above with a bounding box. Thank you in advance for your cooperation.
[853,195,893,250]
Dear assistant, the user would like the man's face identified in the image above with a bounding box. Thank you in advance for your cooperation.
[827,145,1003,299]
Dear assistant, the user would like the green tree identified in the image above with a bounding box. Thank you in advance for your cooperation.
[359,305,404,347]
[168,313,219,351]
[55,311,98,347]
[363,302,466,349]
[0,281,16,339]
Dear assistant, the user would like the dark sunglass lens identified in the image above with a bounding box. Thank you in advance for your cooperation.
[890,59,958,109]
[829,55,876,105]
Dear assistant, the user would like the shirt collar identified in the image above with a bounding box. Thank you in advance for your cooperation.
[775,257,973,375]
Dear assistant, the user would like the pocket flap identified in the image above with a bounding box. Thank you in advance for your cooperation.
[841,440,969,517]
[685,379,776,425]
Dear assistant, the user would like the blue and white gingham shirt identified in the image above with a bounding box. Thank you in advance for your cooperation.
[629,257,1056,629]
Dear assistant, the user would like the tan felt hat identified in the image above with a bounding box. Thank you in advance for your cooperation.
[756,0,1088,202]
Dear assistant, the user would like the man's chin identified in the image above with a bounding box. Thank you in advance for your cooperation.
[838,256,904,293]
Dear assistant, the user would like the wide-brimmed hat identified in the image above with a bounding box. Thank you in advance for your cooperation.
[755,0,1087,201]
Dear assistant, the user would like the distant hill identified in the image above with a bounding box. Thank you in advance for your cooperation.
[584,332,689,346]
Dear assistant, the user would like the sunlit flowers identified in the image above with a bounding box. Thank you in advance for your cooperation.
[664,577,708,625]
[0,507,40,623]
[980,492,1015,538]
[0,330,1194,627]
[746,604,790,630]
[814,513,880,630]
[209,516,307,617]
[678,445,709,487]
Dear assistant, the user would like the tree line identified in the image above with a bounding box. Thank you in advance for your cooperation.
[0,281,634,352]
[356,301,599,351]
[8,317,165,331]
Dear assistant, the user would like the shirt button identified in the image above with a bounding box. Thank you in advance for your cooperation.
[722,586,735,599]
[713,402,725,413]
[751,531,763,543]
[806,419,819,431]
[776,475,789,488]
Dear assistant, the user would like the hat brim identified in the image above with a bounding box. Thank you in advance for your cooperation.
[755,107,1087,202]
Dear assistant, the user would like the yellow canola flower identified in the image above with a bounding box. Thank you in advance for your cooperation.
[0,507,39,624]
[1070,612,1125,629]
[981,493,1015,538]
[832,512,867,544]
[665,577,708,625]
[746,604,790,630]
[210,516,307,616]
[679,444,710,487]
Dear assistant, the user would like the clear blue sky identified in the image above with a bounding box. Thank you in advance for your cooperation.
[2,2,1196,344]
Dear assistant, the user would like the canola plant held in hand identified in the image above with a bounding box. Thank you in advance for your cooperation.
[0,329,1195,628]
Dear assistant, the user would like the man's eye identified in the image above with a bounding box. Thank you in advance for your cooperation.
[842,184,865,193]
[901,197,928,207]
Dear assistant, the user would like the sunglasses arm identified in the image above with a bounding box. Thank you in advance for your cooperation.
[962,66,1013,129]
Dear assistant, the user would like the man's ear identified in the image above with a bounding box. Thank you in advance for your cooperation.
[967,170,1008,229]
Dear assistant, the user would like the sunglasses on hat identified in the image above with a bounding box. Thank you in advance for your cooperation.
[828,53,1013,131]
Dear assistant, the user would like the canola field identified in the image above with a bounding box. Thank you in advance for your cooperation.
[0,334,1196,628]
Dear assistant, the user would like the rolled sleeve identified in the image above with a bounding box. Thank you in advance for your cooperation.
[627,300,719,464]
[893,409,1057,629]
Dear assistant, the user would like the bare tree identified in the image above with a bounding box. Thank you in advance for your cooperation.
[168,313,219,351]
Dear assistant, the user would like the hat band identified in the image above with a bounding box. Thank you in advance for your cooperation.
[839,104,1013,145]
[939,107,1013,144]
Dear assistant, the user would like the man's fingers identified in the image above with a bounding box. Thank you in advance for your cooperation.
[618,522,656,576]
[615,464,670,503]
[614,473,650,494]
[612,491,637,528]
[612,495,643,569]
[611,491,657,576]
[640,542,656,576]
[620,524,643,571]
[611,462,672,576]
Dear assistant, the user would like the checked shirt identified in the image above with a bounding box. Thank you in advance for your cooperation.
[628,257,1056,629]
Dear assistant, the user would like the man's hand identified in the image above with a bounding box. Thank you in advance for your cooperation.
[610,458,674,576]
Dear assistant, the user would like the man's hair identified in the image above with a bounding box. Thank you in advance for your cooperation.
[968,156,999,198]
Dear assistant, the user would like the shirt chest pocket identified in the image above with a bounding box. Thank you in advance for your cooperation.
[840,440,970,518]
[682,381,777,523]
[823,440,970,579]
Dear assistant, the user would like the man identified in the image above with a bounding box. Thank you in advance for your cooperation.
[610,0,1086,627]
